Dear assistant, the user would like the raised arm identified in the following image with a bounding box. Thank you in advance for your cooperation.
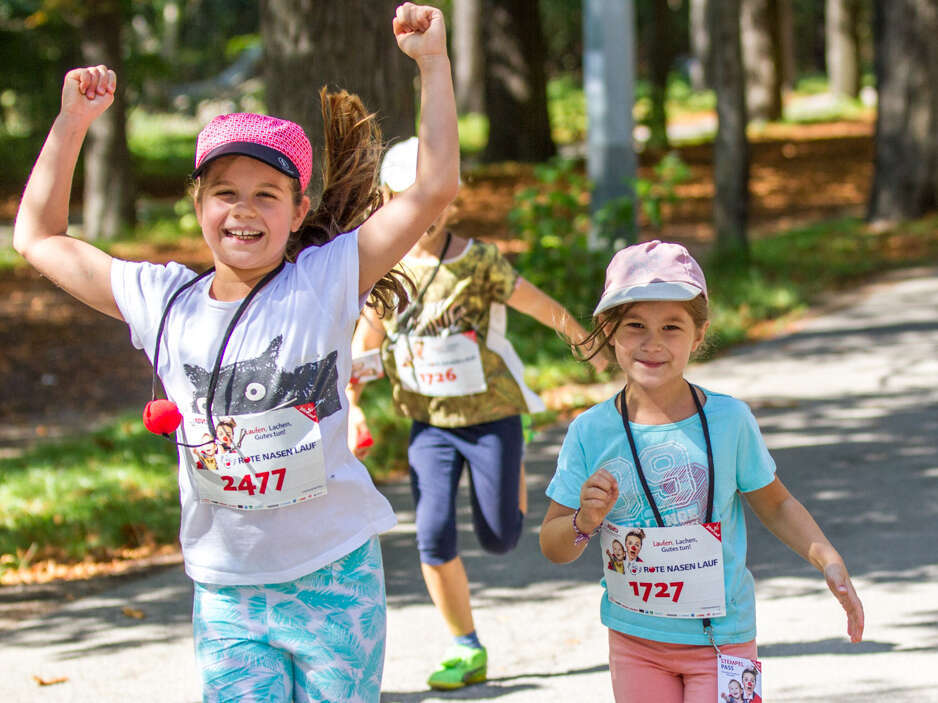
[507,278,611,372]
[745,476,864,642]
[358,3,459,295]
[13,66,122,320]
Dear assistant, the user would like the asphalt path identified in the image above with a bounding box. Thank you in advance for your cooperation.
[1,267,936,702]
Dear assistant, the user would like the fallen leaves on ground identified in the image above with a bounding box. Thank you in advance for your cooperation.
[33,675,68,686]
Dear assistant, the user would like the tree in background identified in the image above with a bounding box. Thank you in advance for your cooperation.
[778,0,796,91]
[868,0,938,224]
[741,0,783,122]
[260,0,416,197]
[708,0,749,254]
[79,0,136,240]
[0,6,80,137]
[825,0,861,97]
[645,0,679,151]
[688,0,710,91]
[11,0,137,240]
[481,0,555,162]
[539,0,583,74]
[453,0,484,114]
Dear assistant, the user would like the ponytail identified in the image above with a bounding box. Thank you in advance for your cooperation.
[287,87,414,316]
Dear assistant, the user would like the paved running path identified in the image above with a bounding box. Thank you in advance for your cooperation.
[1,267,936,702]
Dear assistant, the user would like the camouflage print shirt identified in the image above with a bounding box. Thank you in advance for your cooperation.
[380,238,545,427]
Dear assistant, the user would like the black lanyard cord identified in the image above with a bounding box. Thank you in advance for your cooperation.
[618,380,715,527]
[151,260,285,440]
[203,261,285,437]
[151,267,216,401]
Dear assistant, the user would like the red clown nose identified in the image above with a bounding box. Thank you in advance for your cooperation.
[143,399,183,435]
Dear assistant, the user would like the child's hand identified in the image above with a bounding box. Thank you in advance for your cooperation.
[824,562,864,642]
[578,468,619,533]
[393,3,447,63]
[61,66,116,126]
[347,404,373,460]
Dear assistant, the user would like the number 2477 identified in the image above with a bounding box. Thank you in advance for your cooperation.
[220,468,286,495]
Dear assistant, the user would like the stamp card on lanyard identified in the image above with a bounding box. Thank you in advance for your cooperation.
[717,654,764,703]
[393,332,487,397]
[600,521,726,618]
[181,402,327,510]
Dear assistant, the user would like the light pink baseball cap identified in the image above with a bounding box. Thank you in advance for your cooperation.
[192,113,313,191]
[593,239,708,316]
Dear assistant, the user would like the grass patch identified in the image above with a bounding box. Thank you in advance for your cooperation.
[706,216,938,350]
[0,414,180,573]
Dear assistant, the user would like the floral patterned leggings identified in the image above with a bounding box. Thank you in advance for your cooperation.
[193,536,386,703]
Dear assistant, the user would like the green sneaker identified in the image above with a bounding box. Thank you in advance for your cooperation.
[426,644,488,690]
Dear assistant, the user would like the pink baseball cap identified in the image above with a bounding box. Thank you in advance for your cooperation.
[192,113,313,191]
[593,239,707,316]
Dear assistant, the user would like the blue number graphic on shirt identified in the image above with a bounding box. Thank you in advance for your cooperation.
[601,441,708,526]
[601,457,646,524]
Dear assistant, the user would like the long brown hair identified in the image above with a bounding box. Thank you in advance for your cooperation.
[287,87,413,316]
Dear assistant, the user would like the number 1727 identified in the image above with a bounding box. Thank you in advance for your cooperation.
[629,581,684,603]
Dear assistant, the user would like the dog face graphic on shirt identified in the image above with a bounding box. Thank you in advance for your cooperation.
[184,336,341,419]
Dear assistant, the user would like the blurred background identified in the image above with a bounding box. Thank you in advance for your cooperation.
[1,0,936,584]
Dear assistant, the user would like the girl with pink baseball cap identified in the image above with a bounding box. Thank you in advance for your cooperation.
[539,240,865,701]
[14,4,457,700]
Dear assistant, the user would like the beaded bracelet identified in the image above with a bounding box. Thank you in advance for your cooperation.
[572,508,601,545]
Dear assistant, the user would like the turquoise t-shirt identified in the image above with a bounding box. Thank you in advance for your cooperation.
[546,389,776,646]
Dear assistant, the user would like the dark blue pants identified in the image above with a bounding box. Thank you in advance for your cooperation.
[408,416,525,565]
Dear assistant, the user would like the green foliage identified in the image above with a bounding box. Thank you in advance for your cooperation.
[508,157,609,320]
[225,33,260,60]
[634,73,717,126]
[634,151,692,228]
[547,74,587,144]
[134,196,200,242]
[0,132,45,191]
[0,414,180,569]
[506,158,617,389]
[506,153,691,381]
[127,108,199,194]
[457,112,488,155]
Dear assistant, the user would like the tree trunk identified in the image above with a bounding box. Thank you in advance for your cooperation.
[826,0,861,97]
[740,0,783,122]
[778,0,796,91]
[708,0,749,254]
[453,0,485,114]
[260,0,416,197]
[868,0,938,224]
[481,0,556,162]
[688,0,710,92]
[80,0,135,240]
[646,0,675,151]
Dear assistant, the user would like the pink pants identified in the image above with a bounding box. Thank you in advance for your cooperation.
[608,629,757,703]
